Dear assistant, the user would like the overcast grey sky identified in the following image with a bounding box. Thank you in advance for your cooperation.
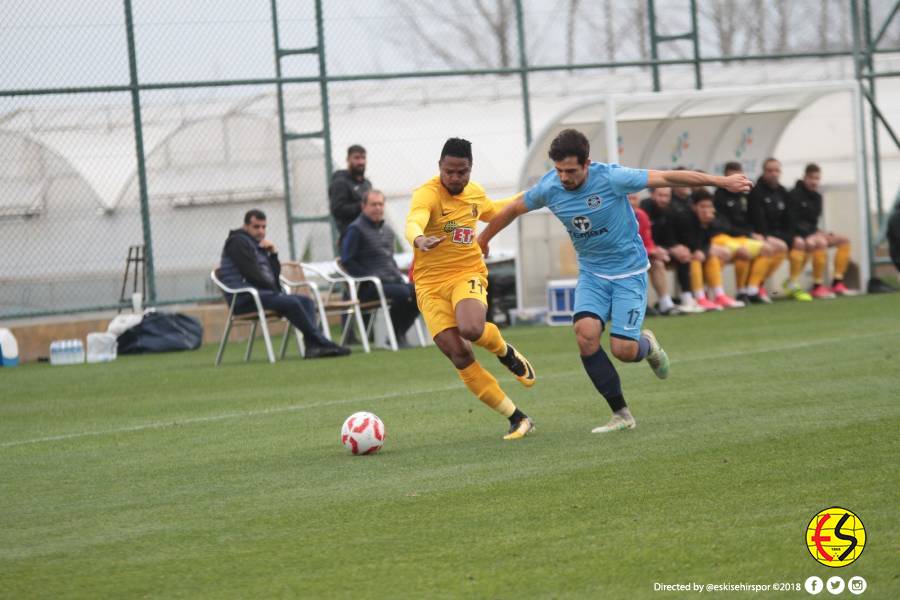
[6,0,896,93]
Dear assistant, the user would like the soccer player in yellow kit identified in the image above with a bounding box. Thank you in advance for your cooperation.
[405,138,536,440]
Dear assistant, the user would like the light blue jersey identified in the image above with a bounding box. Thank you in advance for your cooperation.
[525,162,649,278]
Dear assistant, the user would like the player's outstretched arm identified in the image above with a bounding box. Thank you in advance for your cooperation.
[477,195,529,257]
[647,169,752,194]
[405,189,445,251]
[483,191,524,219]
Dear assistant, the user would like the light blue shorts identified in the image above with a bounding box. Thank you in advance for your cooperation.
[572,271,648,341]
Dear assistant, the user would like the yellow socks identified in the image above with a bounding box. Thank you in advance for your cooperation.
[704,256,723,289]
[812,249,827,284]
[789,248,807,282]
[748,256,770,288]
[690,260,704,295]
[457,361,515,416]
[834,243,851,279]
[765,252,785,280]
[734,258,750,289]
[475,322,507,357]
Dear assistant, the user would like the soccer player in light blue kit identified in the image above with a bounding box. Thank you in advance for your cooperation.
[478,129,752,432]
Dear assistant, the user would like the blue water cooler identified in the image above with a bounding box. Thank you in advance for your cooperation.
[546,279,578,326]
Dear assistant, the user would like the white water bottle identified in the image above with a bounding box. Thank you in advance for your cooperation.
[49,340,63,365]
[50,339,84,365]
[71,339,85,364]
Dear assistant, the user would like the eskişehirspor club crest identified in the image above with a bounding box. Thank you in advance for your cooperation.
[586,194,602,208]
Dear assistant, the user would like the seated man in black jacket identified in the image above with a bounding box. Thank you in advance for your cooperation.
[219,209,350,358]
[680,189,746,310]
[749,158,811,301]
[341,190,419,347]
[789,163,853,297]
[640,187,704,313]
[715,161,785,304]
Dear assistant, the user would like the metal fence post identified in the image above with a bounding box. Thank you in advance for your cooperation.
[315,0,336,247]
[689,0,703,90]
[648,0,661,92]
[123,0,156,304]
[863,0,884,227]
[270,0,298,261]
[850,0,876,282]
[514,0,533,147]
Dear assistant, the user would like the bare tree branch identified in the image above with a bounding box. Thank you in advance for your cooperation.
[633,1,648,61]
[819,0,831,50]
[742,0,767,55]
[566,0,581,65]
[386,0,514,69]
[393,4,471,69]
[604,0,615,62]
[701,0,737,56]
[774,1,792,52]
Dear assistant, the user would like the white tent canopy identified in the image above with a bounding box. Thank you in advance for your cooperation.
[514,81,870,310]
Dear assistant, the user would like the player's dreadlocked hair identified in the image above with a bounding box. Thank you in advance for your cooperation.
[549,129,590,165]
[440,138,473,163]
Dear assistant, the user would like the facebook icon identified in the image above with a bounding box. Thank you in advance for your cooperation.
[804,576,823,595]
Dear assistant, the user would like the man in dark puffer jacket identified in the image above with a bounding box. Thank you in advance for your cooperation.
[219,209,350,358]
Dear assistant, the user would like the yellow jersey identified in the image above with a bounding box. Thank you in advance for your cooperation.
[405,176,517,288]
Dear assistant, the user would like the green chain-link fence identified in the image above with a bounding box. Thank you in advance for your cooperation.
[2,0,898,319]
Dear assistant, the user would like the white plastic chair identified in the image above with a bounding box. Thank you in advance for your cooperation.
[332,262,429,350]
[210,269,302,366]
[279,261,371,354]
[332,260,400,351]
[403,276,429,348]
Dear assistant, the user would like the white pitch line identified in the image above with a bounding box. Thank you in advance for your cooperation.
[0,385,462,449]
[2,329,897,449]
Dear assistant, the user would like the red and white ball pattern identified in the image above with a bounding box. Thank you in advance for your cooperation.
[341,411,385,455]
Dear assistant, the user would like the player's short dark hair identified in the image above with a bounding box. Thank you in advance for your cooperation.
[440,138,473,163]
[724,161,742,174]
[692,188,713,204]
[805,163,821,176]
[549,129,590,165]
[763,157,780,169]
[244,209,266,224]
[347,144,366,156]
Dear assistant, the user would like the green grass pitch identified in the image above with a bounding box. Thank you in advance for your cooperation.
[1,294,898,598]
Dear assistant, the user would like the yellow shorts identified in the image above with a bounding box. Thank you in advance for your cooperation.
[711,234,764,259]
[416,273,489,338]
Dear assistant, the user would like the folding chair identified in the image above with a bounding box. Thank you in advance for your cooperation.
[403,275,429,348]
[279,261,372,353]
[332,261,429,350]
[210,269,303,365]
[332,260,400,351]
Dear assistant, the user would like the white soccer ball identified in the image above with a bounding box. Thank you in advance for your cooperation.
[341,411,385,455]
